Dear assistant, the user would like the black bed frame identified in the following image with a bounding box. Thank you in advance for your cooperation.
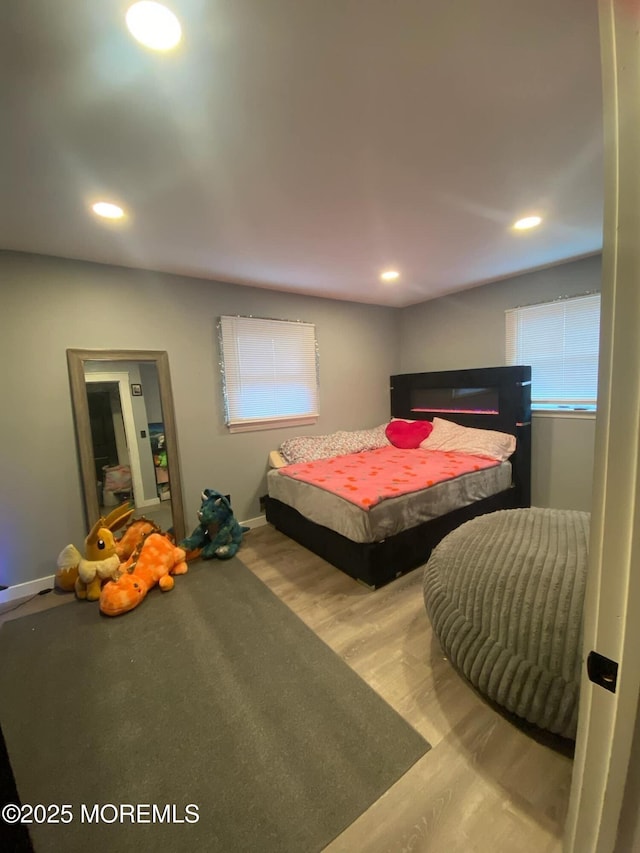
[264,365,531,589]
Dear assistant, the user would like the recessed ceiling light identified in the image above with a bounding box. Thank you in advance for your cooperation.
[92,201,126,220]
[126,1,182,51]
[513,215,542,231]
[380,270,400,281]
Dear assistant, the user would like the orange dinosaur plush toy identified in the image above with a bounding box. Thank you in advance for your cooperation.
[115,516,162,560]
[99,533,188,616]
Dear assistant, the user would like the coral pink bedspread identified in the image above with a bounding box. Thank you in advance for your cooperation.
[279,446,500,510]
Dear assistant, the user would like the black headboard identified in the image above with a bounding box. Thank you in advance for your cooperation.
[390,365,531,507]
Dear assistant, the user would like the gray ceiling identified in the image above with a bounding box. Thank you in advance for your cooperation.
[0,0,603,307]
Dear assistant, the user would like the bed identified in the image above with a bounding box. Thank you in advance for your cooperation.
[264,365,531,589]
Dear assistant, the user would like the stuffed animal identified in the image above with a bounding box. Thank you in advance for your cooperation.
[99,533,188,616]
[180,489,249,560]
[115,516,162,560]
[55,504,135,601]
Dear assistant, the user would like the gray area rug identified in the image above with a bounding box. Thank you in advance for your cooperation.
[0,557,429,852]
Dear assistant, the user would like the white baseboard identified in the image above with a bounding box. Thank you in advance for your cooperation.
[241,514,268,530]
[1,515,268,606]
[137,497,161,508]
[0,574,56,605]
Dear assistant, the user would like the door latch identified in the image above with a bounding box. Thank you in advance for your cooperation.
[587,651,618,694]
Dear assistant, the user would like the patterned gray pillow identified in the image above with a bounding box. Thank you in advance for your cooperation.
[280,424,390,464]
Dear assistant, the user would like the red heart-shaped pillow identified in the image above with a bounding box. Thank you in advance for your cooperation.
[385,419,433,449]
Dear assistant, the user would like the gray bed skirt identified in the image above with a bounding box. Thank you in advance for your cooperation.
[423,507,590,739]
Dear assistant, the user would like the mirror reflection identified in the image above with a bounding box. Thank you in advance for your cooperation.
[67,349,185,543]
[85,361,172,531]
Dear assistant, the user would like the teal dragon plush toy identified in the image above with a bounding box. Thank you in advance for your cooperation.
[180,489,249,559]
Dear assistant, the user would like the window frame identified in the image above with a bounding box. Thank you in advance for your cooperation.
[218,315,319,433]
[505,292,601,414]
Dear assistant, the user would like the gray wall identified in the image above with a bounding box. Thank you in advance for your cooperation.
[0,249,599,588]
[139,363,163,423]
[399,255,601,511]
[0,251,400,587]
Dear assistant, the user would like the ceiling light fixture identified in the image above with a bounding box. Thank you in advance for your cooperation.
[380,270,400,281]
[125,1,182,51]
[513,215,542,231]
[92,201,126,220]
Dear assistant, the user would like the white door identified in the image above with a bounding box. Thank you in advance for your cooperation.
[564,2,640,850]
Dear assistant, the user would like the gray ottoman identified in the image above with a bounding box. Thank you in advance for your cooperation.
[423,507,589,739]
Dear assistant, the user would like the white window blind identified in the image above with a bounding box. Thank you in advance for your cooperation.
[219,315,319,432]
[505,293,600,412]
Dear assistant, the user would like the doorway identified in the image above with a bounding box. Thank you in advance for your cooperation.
[84,371,158,514]
[87,387,120,485]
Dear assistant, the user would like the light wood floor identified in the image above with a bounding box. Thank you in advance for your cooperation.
[0,524,574,852]
[240,525,574,853]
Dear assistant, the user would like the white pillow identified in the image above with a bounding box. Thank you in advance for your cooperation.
[420,417,516,461]
[268,450,288,468]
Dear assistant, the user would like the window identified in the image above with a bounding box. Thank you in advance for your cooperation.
[219,315,319,432]
[505,293,600,412]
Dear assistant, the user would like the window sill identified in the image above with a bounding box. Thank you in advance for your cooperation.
[532,410,596,421]
[228,416,318,434]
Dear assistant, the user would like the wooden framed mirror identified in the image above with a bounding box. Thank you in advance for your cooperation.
[67,348,185,543]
